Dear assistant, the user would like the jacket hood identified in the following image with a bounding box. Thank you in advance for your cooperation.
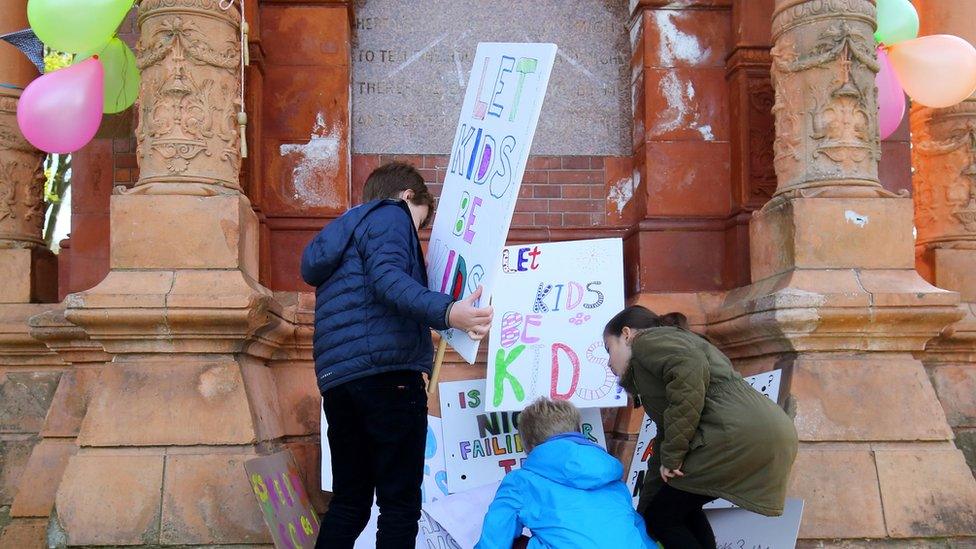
[301,200,406,287]
[522,433,623,491]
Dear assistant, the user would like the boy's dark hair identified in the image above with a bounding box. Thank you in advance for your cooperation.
[363,162,435,228]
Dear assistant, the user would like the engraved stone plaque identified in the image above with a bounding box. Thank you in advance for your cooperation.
[351,0,632,155]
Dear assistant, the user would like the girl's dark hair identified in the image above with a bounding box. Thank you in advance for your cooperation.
[363,162,435,228]
[603,305,689,336]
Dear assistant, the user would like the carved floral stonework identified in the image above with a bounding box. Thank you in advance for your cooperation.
[728,46,778,209]
[0,93,47,249]
[912,98,976,250]
[747,78,777,201]
[134,1,242,195]
[769,0,893,200]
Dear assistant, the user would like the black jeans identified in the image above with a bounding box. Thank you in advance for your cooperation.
[315,370,427,549]
[643,484,717,549]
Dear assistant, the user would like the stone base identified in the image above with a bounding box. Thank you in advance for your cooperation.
[0,248,57,304]
[709,197,963,357]
[709,197,976,541]
[110,193,259,279]
[0,517,47,548]
[77,356,284,447]
[51,449,270,546]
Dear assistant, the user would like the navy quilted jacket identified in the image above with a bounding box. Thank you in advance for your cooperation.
[301,200,454,393]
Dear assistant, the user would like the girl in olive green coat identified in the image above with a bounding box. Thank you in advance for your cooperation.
[604,306,798,549]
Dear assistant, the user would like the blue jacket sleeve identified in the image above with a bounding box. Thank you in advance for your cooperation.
[356,205,454,330]
[475,477,524,549]
[300,229,329,287]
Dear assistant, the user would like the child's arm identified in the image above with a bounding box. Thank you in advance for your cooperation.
[659,347,709,472]
[357,205,454,329]
[474,478,524,549]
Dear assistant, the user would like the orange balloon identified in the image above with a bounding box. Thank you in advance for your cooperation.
[888,35,976,108]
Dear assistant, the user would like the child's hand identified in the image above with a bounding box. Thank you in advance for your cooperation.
[450,286,494,340]
[660,465,684,483]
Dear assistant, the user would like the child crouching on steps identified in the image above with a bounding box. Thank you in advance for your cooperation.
[475,398,659,549]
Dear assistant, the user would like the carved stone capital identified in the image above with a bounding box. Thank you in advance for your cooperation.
[134,0,243,195]
[912,97,976,250]
[0,90,47,249]
[769,0,890,199]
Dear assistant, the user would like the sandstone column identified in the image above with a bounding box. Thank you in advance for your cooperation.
[48,1,291,544]
[0,4,66,546]
[709,0,976,543]
[911,0,976,478]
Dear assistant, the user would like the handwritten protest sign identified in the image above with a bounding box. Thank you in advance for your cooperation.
[439,378,606,493]
[626,370,784,508]
[485,238,626,411]
[426,42,557,363]
[245,451,320,549]
[707,498,804,549]
[626,413,658,507]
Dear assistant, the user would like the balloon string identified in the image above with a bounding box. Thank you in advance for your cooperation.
[239,0,248,158]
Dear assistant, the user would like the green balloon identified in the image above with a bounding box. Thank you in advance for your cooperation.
[28,0,133,54]
[875,0,920,45]
[77,38,140,114]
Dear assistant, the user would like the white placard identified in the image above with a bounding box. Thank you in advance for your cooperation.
[627,370,784,509]
[427,42,558,363]
[485,238,627,412]
[625,412,658,507]
[423,481,502,549]
[707,498,804,549]
[439,378,606,493]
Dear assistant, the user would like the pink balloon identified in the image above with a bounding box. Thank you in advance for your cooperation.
[889,34,976,108]
[877,47,906,140]
[16,57,104,154]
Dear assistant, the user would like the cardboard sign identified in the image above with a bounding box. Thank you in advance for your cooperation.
[423,481,503,549]
[439,378,606,493]
[626,412,658,507]
[485,238,626,412]
[245,451,320,549]
[707,498,804,549]
[426,42,558,363]
[627,370,784,509]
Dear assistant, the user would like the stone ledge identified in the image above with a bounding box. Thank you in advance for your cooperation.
[77,359,263,447]
[708,269,963,358]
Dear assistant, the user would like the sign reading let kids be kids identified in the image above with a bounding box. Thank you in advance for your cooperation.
[486,238,626,412]
[426,43,557,364]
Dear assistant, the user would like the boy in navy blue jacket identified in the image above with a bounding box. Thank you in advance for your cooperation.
[302,162,492,549]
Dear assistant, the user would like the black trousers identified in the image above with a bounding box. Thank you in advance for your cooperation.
[643,484,718,549]
[315,370,428,549]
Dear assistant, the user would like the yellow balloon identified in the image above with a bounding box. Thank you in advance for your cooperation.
[888,35,976,108]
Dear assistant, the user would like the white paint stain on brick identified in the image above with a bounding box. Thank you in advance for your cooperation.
[845,210,869,228]
[655,72,716,141]
[608,169,642,216]
[280,112,340,207]
[608,176,634,214]
[655,11,710,66]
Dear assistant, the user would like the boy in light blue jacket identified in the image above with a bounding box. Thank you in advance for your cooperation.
[475,398,660,549]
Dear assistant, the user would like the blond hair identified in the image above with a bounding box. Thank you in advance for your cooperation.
[519,398,582,451]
